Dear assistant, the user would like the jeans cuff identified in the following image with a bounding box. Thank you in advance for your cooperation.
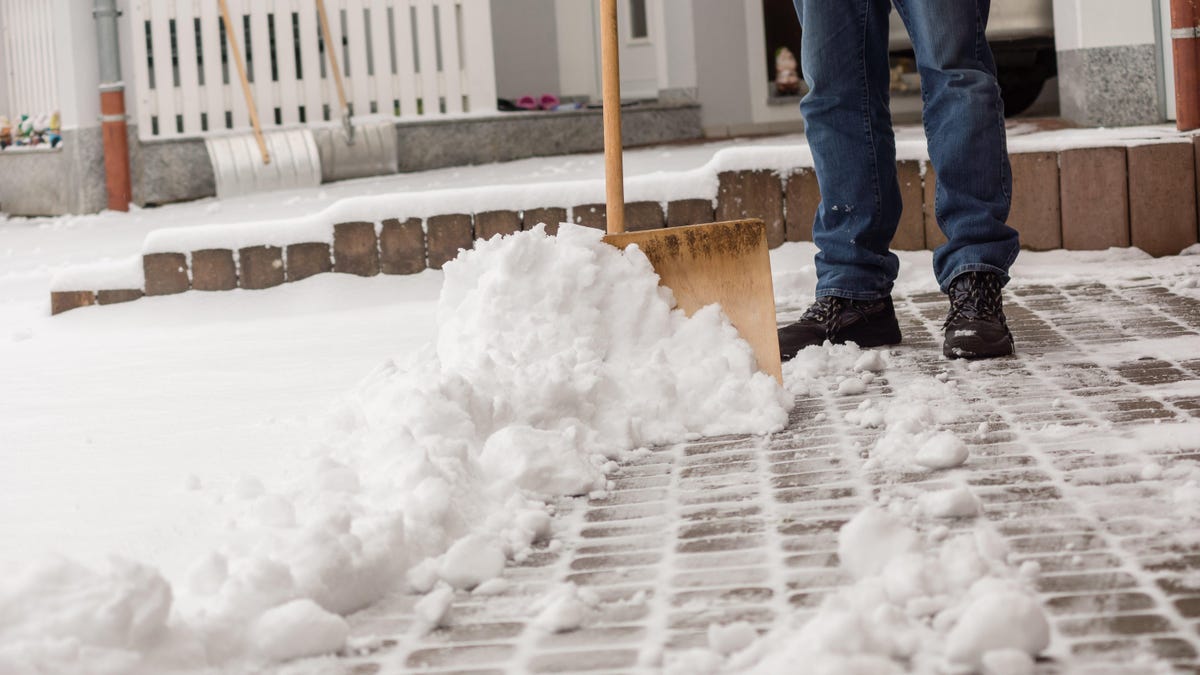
[940,264,1011,293]
[815,287,890,301]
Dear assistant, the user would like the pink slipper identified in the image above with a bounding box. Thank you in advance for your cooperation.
[539,94,560,110]
[516,95,538,110]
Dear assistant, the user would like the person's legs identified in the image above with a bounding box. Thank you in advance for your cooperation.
[779,0,904,361]
[891,0,1020,290]
[892,0,1019,358]
[793,0,901,301]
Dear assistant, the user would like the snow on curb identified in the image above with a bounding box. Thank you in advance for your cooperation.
[1,225,791,673]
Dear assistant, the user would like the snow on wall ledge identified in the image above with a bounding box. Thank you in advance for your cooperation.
[49,131,1200,315]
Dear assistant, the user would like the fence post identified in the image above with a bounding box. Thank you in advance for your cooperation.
[94,0,131,211]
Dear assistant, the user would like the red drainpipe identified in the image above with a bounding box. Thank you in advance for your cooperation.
[94,0,131,211]
[99,84,132,211]
[1171,0,1200,131]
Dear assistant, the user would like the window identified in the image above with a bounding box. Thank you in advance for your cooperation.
[629,0,648,40]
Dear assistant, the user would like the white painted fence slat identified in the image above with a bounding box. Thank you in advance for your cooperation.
[224,0,251,130]
[368,0,396,116]
[390,0,419,117]
[274,0,301,125]
[296,2,326,122]
[248,0,275,126]
[128,0,156,135]
[120,0,495,139]
[433,0,462,114]
[149,2,179,136]
[198,0,226,130]
[412,0,441,115]
[344,0,372,116]
[175,0,203,134]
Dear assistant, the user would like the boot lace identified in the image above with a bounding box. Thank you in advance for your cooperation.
[944,272,1004,328]
[801,296,847,326]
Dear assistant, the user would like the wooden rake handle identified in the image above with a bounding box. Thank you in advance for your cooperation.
[218,0,270,164]
[316,0,352,120]
[600,0,625,234]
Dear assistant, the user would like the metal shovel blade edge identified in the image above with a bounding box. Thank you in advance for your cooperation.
[603,218,784,384]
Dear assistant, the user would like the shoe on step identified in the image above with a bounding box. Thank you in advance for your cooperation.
[778,296,902,362]
[942,271,1014,359]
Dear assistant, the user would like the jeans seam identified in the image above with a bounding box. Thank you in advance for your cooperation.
[816,287,889,301]
[857,0,882,217]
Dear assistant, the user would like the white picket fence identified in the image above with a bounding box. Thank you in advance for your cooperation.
[128,0,496,141]
[0,0,58,118]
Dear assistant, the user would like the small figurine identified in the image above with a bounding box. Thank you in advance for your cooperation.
[775,47,801,96]
[0,116,11,150]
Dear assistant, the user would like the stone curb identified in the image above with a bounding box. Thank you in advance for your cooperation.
[51,145,1200,314]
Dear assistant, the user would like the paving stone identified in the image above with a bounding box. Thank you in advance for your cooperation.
[1128,142,1199,257]
[50,290,95,315]
[379,218,425,275]
[716,169,785,248]
[333,221,380,276]
[427,214,474,269]
[626,201,665,231]
[527,648,638,672]
[474,210,521,241]
[285,242,333,282]
[96,289,143,305]
[523,207,567,235]
[667,198,714,227]
[190,249,237,291]
[1058,147,1131,250]
[238,245,285,289]
[143,252,189,295]
[1009,151,1062,251]
[572,203,607,230]
[894,160,926,251]
[784,168,819,243]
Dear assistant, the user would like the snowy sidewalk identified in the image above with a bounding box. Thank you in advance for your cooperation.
[296,278,1200,674]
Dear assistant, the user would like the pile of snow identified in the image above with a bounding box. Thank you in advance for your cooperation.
[0,224,790,673]
[695,508,1049,675]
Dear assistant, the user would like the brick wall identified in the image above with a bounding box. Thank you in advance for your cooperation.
[50,141,1200,315]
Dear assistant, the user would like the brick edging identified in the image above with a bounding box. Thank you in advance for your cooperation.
[50,142,1200,315]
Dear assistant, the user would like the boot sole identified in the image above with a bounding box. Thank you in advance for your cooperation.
[943,333,1014,360]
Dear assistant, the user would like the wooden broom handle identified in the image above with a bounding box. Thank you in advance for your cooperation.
[218,0,270,164]
[316,0,351,116]
[600,0,625,234]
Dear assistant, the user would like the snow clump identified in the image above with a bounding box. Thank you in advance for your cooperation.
[729,508,1050,673]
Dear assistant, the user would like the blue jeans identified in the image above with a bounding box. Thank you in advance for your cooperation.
[792,0,1020,298]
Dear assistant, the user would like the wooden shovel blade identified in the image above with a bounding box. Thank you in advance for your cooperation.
[604,219,784,384]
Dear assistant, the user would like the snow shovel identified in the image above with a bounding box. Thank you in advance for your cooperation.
[206,0,322,198]
[596,0,783,383]
[313,0,398,182]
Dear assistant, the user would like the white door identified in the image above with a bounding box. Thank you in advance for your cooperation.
[618,0,660,99]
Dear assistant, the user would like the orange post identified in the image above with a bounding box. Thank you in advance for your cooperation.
[99,87,132,211]
[1171,0,1200,131]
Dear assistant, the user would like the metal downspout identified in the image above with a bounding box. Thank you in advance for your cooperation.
[94,0,131,210]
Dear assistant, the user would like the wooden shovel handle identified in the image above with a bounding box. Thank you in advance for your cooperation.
[316,0,351,117]
[218,0,269,164]
[599,0,625,234]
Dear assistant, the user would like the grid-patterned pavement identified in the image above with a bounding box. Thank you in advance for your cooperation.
[292,278,1200,675]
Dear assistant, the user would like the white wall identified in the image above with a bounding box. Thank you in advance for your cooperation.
[491,0,562,100]
[656,0,697,94]
[52,0,99,130]
[1052,0,1157,50]
[554,0,600,100]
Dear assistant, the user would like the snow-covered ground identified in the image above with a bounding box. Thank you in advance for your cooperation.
[3,127,1200,673]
